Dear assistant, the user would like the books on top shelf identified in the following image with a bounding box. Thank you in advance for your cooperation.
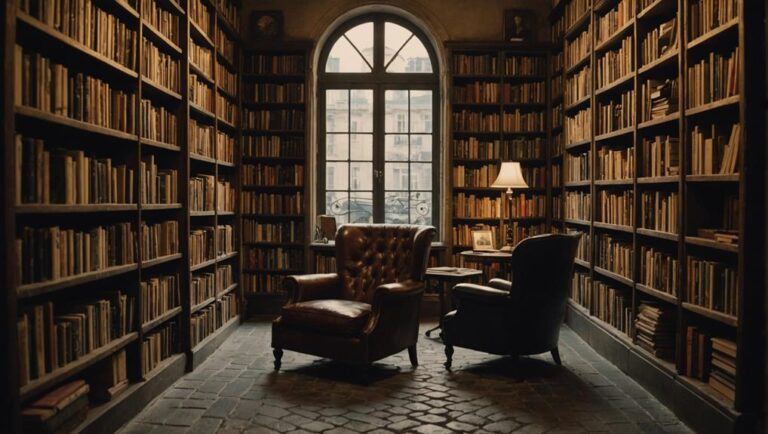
[688,0,739,40]
[21,380,90,434]
[635,301,675,360]
[452,54,498,75]
[595,0,635,45]
[15,135,135,205]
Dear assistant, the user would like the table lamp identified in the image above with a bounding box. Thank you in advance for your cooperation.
[491,161,529,251]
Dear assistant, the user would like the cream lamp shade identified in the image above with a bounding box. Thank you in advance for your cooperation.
[491,161,529,192]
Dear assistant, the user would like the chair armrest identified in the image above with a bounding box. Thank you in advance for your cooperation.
[487,278,512,292]
[283,273,341,303]
[452,283,510,303]
[372,280,424,302]
[364,280,424,335]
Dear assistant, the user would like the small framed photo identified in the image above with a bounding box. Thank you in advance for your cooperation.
[503,9,535,43]
[250,10,283,40]
[471,230,496,252]
[317,215,337,241]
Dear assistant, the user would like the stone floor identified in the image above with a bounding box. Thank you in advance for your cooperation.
[119,321,693,434]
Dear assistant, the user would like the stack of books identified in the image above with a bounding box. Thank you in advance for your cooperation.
[709,337,737,402]
[646,79,679,120]
[635,302,675,360]
[21,380,90,433]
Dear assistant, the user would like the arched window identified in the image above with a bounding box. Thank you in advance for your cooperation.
[318,14,439,227]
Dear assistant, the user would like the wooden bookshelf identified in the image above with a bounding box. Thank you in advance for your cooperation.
[1,0,242,431]
[549,1,765,432]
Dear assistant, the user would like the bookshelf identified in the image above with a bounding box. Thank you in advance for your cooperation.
[549,0,764,432]
[1,0,242,431]
[240,42,311,316]
[447,42,551,279]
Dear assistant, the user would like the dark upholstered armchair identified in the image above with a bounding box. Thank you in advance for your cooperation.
[272,224,435,370]
[442,233,581,368]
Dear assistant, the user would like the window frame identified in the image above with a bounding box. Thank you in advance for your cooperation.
[317,13,440,228]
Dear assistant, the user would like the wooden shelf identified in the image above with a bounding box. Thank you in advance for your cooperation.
[141,137,182,152]
[20,332,138,401]
[685,236,739,253]
[243,268,303,274]
[594,126,634,142]
[637,0,676,21]
[682,302,738,327]
[190,153,217,165]
[189,19,214,48]
[565,52,591,75]
[190,102,216,120]
[142,253,183,269]
[594,178,633,186]
[16,106,138,141]
[141,306,182,333]
[684,95,740,117]
[564,218,591,227]
[635,283,677,304]
[637,176,679,185]
[574,258,591,268]
[565,138,591,150]
[17,263,139,299]
[593,222,633,233]
[190,62,214,84]
[685,174,739,183]
[14,204,137,214]
[638,112,680,130]
[594,20,635,53]
[638,49,678,76]
[594,266,634,287]
[564,180,590,187]
[190,258,216,271]
[564,94,591,112]
[637,228,679,241]
[686,19,739,51]
[243,241,304,247]
[142,22,182,56]
[190,210,216,217]
[141,76,183,101]
[142,203,183,211]
[565,10,591,40]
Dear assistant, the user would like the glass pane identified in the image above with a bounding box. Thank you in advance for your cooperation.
[386,36,433,73]
[326,192,349,224]
[325,90,348,132]
[410,163,432,190]
[410,91,432,133]
[410,134,432,161]
[350,134,372,160]
[325,36,371,73]
[384,192,409,223]
[326,134,348,160]
[384,22,412,67]
[385,90,408,133]
[344,23,374,68]
[410,192,432,225]
[385,162,409,190]
[385,134,408,161]
[350,89,373,133]
[350,162,372,190]
[349,192,373,223]
[325,162,348,190]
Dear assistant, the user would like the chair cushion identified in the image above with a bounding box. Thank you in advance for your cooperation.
[281,299,372,335]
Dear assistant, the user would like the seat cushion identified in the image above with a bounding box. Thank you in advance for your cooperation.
[280,299,371,335]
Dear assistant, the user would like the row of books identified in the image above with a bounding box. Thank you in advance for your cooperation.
[686,48,739,109]
[246,247,303,270]
[17,292,135,385]
[140,221,178,261]
[598,189,633,226]
[565,25,591,68]
[565,66,590,105]
[575,231,591,262]
[640,190,679,233]
[455,81,547,105]
[189,118,213,157]
[19,0,137,69]
[690,123,740,175]
[595,0,635,44]
[189,227,214,266]
[503,56,546,76]
[455,165,545,189]
[597,89,635,135]
[566,190,592,220]
[18,223,136,285]
[635,301,675,360]
[551,163,562,188]
[642,135,680,177]
[683,327,738,403]
[596,36,633,89]
[243,109,305,130]
[141,321,178,376]
[453,54,497,75]
[189,0,212,37]
[552,14,565,42]
[217,0,241,32]
[565,150,590,182]
[552,194,563,219]
[15,47,137,133]
[565,0,592,29]
[686,257,738,316]
[217,61,238,96]
[552,103,564,129]
[241,191,303,215]
[640,17,678,67]
[142,38,179,93]
[15,136,135,205]
[452,137,545,160]
[242,164,304,186]
[216,93,238,125]
[217,131,235,164]
[140,99,178,146]
[191,265,233,306]
[215,27,236,67]
[566,107,591,144]
[641,79,679,122]
[246,83,305,104]
[216,225,235,256]
[597,146,634,181]
[570,272,592,308]
[316,256,337,274]
[639,245,678,296]
[452,224,498,247]
[243,273,284,294]
[189,174,215,211]
[189,294,238,347]
[141,0,180,46]
[244,54,305,75]
[688,0,739,40]
[596,233,633,279]
[592,280,633,335]
[242,135,304,159]
[140,274,179,324]
[141,156,177,204]
[452,110,545,132]
[189,74,213,111]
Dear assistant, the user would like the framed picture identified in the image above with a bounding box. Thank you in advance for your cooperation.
[503,9,535,43]
[250,10,283,40]
[317,215,337,241]
[471,230,496,252]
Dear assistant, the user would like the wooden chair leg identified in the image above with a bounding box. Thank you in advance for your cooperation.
[408,345,418,367]
[444,344,454,369]
[551,347,562,366]
[273,348,283,371]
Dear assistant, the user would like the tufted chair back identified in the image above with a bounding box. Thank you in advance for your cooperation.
[335,224,436,303]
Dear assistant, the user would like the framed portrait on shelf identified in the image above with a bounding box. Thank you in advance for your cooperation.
[250,10,283,40]
[471,229,495,252]
[316,215,337,242]
[503,9,535,43]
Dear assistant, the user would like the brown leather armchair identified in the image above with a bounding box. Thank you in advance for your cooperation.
[442,233,581,368]
[272,224,436,370]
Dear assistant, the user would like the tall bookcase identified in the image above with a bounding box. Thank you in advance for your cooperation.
[447,42,551,278]
[1,0,242,431]
[240,42,311,316]
[550,1,765,432]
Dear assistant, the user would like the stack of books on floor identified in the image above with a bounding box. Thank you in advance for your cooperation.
[21,380,90,434]
[635,301,675,360]
[709,337,737,402]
